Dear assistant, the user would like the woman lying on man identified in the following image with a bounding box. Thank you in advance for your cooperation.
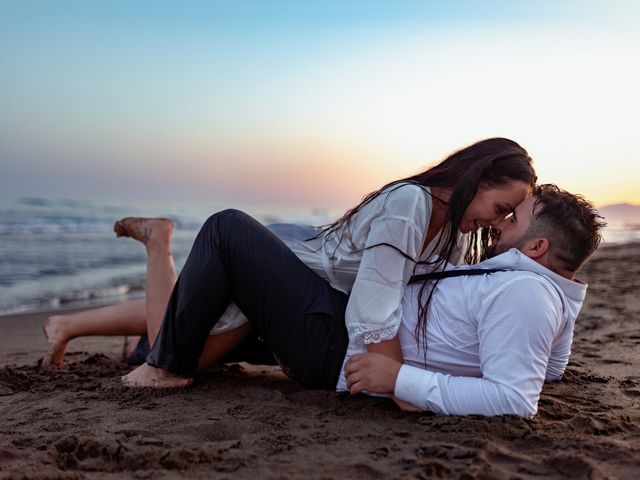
[121,183,603,417]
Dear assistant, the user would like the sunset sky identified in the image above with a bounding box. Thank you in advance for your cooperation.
[1,0,638,209]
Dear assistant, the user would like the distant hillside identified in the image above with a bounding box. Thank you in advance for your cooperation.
[598,203,640,226]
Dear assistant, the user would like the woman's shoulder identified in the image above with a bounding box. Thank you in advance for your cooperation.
[377,182,431,209]
[346,182,432,233]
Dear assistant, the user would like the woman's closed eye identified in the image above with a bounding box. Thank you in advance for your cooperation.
[495,204,511,217]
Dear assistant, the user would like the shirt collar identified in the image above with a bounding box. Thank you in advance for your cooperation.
[473,248,587,303]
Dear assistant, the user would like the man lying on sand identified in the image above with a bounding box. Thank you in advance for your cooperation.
[122,184,605,418]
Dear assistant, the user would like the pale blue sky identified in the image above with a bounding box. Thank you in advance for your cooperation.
[1,1,638,207]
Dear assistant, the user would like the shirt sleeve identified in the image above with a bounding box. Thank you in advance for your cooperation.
[394,276,564,417]
[545,322,573,381]
[345,184,430,344]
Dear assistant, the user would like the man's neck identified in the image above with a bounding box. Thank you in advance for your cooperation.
[532,255,575,280]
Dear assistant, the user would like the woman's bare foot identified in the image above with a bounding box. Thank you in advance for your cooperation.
[122,336,142,362]
[42,315,71,370]
[113,217,173,246]
[121,363,192,389]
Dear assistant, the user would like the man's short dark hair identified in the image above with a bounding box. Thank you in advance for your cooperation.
[527,184,606,273]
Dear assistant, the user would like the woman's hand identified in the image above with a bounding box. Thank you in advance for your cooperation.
[344,352,402,395]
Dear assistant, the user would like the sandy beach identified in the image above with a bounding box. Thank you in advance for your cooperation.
[1,243,639,479]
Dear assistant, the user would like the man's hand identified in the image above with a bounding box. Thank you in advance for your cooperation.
[343,352,402,395]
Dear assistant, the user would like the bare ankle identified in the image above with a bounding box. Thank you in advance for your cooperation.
[45,315,69,341]
[42,315,72,368]
[114,218,174,247]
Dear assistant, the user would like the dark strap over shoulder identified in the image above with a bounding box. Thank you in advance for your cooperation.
[409,268,507,284]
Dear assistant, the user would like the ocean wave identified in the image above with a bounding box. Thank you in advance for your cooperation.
[0,197,331,316]
[0,222,114,235]
[0,217,209,235]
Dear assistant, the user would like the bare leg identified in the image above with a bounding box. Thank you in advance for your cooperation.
[42,217,175,369]
[42,217,176,369]
[42,299,146,369]
[118,216,255,388]
[44,216,253,380]
[114,217,176,345]
[197,323,253,372]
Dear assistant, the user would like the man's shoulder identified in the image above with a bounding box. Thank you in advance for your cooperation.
[486,271,565,313]
[491,269,561,292]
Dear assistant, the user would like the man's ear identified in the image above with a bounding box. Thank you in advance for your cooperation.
[521,237,550,259]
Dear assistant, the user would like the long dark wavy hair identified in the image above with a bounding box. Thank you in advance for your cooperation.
[317,137,538,351]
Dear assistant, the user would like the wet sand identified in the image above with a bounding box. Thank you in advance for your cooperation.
[1,243,639,479]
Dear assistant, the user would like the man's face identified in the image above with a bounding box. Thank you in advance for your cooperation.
[486,195,537,258]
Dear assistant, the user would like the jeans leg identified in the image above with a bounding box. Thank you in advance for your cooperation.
[147,209,348,387]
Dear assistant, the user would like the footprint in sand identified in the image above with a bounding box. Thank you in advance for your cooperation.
[623,389,640,398]
[601,358,632,365]
[0,385,14,396]
[52,434,216,472]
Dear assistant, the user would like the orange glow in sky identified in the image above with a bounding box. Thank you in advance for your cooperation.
[1,1,638,208]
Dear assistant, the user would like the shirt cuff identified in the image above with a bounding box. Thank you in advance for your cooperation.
[394,364,438,411]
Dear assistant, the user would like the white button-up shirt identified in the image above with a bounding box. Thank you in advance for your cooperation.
[336,249,587,418]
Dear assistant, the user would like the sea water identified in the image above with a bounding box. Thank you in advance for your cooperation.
[0,197,335,315]
[0,197,637,316]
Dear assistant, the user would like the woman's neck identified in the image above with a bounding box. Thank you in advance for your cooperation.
[422,186,451,251]
[430,186,452,206]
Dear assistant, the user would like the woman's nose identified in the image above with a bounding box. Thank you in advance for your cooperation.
[487,215,503,228]
[493,215,508,229]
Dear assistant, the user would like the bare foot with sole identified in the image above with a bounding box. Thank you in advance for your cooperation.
[121,363,192,389]
[42,316,71,371]
[113,217,173,245]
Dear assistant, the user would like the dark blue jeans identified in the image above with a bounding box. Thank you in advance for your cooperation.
[146,210,350,389]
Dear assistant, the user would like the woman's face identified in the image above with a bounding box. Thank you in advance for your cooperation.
[459,180,531,233]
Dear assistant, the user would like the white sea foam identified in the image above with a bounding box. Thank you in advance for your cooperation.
[0,197,333,315]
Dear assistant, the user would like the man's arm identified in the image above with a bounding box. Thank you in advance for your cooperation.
[345,277,564,417]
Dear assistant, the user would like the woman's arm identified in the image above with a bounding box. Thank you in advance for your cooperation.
[365,337,402,362]
[345,185,432,349]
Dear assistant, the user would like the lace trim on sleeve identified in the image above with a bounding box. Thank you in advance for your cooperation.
[357,325,399,345]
